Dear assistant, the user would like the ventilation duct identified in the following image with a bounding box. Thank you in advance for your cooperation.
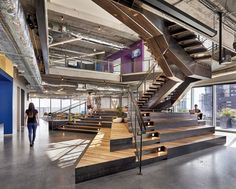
[0,0,42,91]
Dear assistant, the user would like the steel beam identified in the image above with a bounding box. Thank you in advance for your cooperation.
[140,0,217,37]
[219,11,222,64]
[36,0,49,74]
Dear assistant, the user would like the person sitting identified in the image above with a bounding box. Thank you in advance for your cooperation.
[190,104,203,120]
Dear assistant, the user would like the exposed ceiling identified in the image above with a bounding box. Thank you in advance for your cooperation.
[16,0,236,97]
[47,1,139,67]
[41,74,128,97]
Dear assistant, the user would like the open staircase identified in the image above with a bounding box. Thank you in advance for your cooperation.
[93,0,212,112]
[56,111,115,133]
[81,0,227,180]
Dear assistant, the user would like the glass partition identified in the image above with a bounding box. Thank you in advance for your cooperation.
[216,84,236,130]
[192,86,213,125]
[39,98,51,117]
[61,99,71,113]
[51,99,61,113]
[174,90,191,113]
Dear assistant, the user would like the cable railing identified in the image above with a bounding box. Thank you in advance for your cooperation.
[128,90,146,174]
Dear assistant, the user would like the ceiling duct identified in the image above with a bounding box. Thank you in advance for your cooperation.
[0,0,42,91]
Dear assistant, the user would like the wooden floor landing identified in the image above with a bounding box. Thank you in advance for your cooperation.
[76,123,135,169]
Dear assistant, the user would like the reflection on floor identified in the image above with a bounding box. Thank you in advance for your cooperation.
[2,121,236,189]
[216,131,236,148]
[47,139,90,168]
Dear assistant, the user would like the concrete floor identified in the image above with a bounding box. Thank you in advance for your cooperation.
[1,121,236,189]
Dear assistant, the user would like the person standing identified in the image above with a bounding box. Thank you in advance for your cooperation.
[87,92,94,116]
[25,102,39,147]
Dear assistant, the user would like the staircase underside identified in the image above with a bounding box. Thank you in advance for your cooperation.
[92,0,212,110]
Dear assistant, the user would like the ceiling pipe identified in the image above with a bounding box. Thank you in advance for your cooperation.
[0,0,42,91]
[49,37,83,47]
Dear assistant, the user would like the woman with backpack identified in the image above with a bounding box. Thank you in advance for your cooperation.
[25,102,39,147]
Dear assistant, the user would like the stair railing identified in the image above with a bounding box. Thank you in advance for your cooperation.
[128,90,146,174]
[51,101,87,130]
[136,63,159,99]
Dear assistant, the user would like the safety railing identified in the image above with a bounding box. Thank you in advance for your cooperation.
[128,90,146,174]
[136,63,160,99]
[50,101,87,130]
[50,57,158,75]
[50,58,120,73]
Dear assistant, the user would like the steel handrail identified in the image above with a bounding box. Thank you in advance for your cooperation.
[128,90,146,174]
[51,101,86,116]
[136,63,158,90]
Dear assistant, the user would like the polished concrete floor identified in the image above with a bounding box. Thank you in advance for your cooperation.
[1,121,236,189]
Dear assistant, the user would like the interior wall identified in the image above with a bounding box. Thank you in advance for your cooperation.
[12,75,28,134]
[106,40,144,74]
[0,80,13,134]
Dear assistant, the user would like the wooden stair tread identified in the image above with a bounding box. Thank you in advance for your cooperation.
[141,136,160,142]
[190,51,210,56]
[141,151,168,160]
[145,118,196,122]
[142,143,165,151]
[145,130,159,134]
[57,127,99,133]
[184,44,204,50]
[178,38,201,46]
[61,125,100,129]
[157,125,214,134]
[172,30,194,37]
[162,134,224,148]
[64,124,101,128]
[168,23,182,30]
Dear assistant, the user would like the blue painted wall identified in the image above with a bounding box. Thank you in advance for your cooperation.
[0,69,13,134]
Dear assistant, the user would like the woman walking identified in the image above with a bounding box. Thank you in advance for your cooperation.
[25,103,39,147]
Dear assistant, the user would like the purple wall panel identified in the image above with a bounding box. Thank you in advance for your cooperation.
[106,40,144,74]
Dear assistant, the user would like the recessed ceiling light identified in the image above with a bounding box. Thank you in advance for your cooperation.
[93,49,96,52]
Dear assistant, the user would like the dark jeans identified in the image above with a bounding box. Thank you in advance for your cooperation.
[27,123,37,144]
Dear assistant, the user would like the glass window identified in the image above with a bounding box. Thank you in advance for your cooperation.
[192,86,213,125]
[101,97,110,109]
[174,90,191,113]
[216,84,236,129]
[61,99,71,113]
[39,98,50,117]
[71,99,80,114]
[51,99,61,113]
